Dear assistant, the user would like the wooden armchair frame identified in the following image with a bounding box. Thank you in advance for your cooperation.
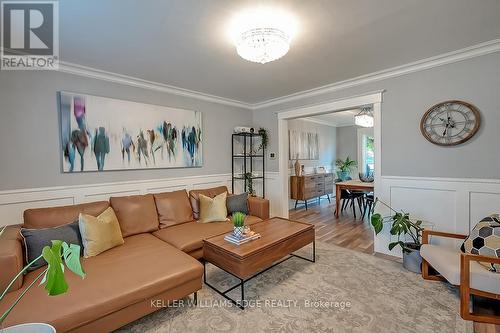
[421,229,500,324]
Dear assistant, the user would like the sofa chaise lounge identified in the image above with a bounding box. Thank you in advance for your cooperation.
[0,186,269,332]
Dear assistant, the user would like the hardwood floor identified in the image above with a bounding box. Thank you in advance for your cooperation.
[289,199,375,255]
[289,199,499,333]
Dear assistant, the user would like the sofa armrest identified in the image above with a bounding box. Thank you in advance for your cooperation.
[0,225,24,293]
[248,197,270,220]
[422,229,467,244]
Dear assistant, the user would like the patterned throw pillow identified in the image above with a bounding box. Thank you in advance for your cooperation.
[461,214,500,272]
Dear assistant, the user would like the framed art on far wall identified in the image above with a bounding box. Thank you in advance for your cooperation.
[59,91,202,172]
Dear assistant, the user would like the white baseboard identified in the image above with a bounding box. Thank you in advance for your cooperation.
[0,172,281,227]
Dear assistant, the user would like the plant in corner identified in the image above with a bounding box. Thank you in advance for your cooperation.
[335,156,357,181]
[0,225,85,332]
[370,198,425,273]
[232,212,246,238]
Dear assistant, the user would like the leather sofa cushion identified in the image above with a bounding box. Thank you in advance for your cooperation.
[153,215,263,253]
[0,234,203,332]
[79,207,124,258]
[110,194,159,237]
[24,201,109,229]
[154,190,194,228]
[189,186,228,219]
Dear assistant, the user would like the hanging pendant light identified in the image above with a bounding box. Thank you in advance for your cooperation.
[354,106,374,127]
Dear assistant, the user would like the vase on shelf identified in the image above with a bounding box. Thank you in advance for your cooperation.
[294,156,301,176]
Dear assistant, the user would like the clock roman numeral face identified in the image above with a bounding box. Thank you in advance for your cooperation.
[420,101,480,146]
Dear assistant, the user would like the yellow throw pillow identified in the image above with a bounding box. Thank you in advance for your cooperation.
[79,207,124,258]
[199,192,228,223]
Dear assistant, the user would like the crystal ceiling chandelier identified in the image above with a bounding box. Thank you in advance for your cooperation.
[354,106,374,127]
[229,7,296,64]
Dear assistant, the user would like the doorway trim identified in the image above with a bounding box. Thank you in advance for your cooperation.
[276,90,384,217]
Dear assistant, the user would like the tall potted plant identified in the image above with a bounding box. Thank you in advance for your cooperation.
[370,199,426,273]
[335,156,357,181]
[0,226,85,332]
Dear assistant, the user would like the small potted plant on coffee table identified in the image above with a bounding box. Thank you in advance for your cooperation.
[232,212,246,238]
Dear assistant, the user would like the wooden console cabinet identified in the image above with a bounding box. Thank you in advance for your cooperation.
[290,173,334,210]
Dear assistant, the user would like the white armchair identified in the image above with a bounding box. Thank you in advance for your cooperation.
[420,229,500,324]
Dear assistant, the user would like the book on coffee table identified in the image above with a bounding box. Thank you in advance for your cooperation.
[224,232,261,245]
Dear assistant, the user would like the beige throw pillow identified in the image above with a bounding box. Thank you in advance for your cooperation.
[199,192,228,223]
[79,207,124,258]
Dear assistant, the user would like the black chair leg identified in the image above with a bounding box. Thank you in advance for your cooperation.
[352,199,356,218]
[294,200,298,210]
[326,194,331,203]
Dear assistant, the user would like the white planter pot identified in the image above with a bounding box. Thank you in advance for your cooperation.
[1,323,56,333]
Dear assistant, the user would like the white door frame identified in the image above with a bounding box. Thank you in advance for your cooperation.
[276,90,384,217]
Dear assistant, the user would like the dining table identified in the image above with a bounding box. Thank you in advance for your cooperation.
[335,179,374,218]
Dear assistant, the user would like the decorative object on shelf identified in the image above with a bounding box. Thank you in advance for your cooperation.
[231,212,246,238]
[335,156,357,181]
[257,128,268,151]
[420,100,481,146]
[371,199,433,273]
[231,132,265,198]
[289,130,319,160]
[0,225,85,330]
[354,106,374,128]
[59,92,202,172]
[229,7,297,64]
[294,155,301,176]
[358,172,374,183]
[244,172,255,196]
[316,166,326,174]
[233,126,254,134]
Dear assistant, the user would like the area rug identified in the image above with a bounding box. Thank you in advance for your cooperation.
[117,242,472,333]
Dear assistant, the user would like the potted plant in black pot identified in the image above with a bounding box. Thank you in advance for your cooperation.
[370,199,428,273]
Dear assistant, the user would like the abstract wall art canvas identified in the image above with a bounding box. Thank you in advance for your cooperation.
[289,130,319,160]
[59,92,202,172]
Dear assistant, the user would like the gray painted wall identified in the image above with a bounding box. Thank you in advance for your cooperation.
[0,71,252,190]
[336,126,358,176]
[287,119,336,173]
[253,52,500,179]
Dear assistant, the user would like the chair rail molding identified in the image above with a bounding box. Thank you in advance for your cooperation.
[0,172,281,227]
[375,175,500,257]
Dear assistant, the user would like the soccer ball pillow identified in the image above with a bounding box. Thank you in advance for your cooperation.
[461,214,500,273]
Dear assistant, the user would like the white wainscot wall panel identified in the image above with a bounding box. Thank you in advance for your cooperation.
[376,176,500,257]
[0,173,281,227]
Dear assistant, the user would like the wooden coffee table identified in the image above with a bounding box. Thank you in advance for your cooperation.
[202,217,315,309]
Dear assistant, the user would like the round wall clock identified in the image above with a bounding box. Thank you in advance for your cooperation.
[420,100,481,146]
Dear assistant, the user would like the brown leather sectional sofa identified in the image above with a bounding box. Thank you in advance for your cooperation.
[0,186,269,332]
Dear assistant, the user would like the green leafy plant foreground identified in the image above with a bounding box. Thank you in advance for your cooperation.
[232,212,246,227]
[0,237,85,325]
[370,198,424,253]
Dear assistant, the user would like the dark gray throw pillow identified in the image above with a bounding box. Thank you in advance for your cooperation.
[227,192,249,215]
[20,221,83,271]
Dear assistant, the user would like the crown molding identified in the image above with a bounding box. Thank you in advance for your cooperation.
[251,38,500,110]
[57,61,252,109]
[299,117,339,128]
[55,39,500,111]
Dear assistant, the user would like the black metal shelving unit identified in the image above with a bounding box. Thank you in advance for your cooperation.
[231,132,265,198]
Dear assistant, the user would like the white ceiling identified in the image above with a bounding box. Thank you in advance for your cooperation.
[59,0,500,104]
[305,109,359,127]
